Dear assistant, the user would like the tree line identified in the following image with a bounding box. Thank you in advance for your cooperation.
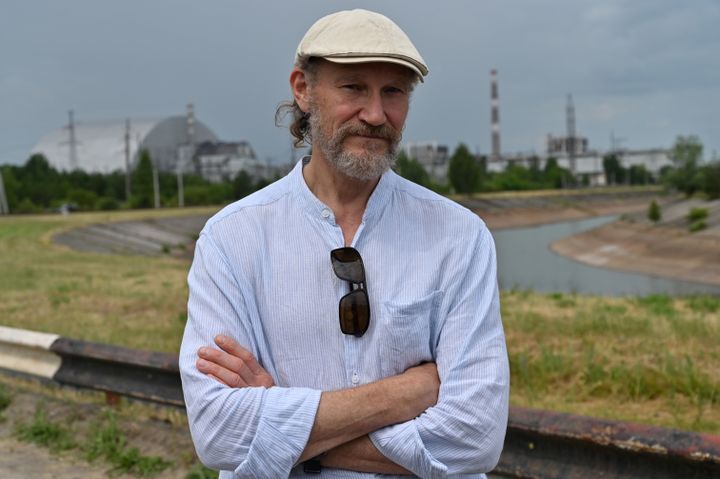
[397,136,719,199]
[1,136,717,214]
[0,150,271,214]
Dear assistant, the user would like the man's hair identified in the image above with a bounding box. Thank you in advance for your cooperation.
[275,57,320,148]
[275,57,418,148]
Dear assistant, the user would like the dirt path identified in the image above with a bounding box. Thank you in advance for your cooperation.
[0,378,200,479]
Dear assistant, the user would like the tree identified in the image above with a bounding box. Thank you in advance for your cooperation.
[131,149,154,208]
[699,161,720,199]
[395,150,430,187]
[667,135,703,196]
[628,165,651,185]
[17,154,64,207]
[602,154,626,185]
[233,171,255,199]
[543,157,570,189]
[448,144,480,194]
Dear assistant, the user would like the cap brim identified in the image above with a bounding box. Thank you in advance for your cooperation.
[322,56,426,82]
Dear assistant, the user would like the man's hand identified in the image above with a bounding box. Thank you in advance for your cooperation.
[196,335,274,388]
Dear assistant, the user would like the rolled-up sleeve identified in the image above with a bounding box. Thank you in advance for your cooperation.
[370,222,509,478]
[179,232,322,478]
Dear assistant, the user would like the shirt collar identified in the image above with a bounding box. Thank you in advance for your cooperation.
[291,156,395,225]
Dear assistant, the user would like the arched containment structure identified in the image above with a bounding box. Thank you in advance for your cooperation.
[30,116,218,173]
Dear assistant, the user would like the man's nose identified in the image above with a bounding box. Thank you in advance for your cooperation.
[358,92,387,126]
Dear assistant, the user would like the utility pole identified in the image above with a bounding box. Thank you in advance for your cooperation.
[152,161,160,209]
[177,103,195,208]
[124,118,132,201]
[0,167,9,215]
[61,110,80,170]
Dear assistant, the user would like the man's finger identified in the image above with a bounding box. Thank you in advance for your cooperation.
[200,346,247,376]
[197,358,247,388]
[215,335,267,377]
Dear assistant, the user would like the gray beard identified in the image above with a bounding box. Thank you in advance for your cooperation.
[309,110,400,181]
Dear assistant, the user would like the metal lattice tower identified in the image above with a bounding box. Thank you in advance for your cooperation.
[490,70,501,161]
[62,110,80,170]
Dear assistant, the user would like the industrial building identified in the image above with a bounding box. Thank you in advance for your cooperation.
[193,141,268,183]
[402,141,450,183]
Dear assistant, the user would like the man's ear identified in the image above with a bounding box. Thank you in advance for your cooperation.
[290,68,311,113]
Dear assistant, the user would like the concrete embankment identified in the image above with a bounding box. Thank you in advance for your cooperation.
[52,188,720,288]
[52,214,209,258]
[459,188,667,230]
[550,199,720,286]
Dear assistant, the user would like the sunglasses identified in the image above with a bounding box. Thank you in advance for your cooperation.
[330,247,370,337]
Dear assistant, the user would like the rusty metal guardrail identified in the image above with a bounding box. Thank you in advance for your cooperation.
[1,326,718,477]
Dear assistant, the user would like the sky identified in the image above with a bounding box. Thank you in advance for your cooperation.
[1,0,718,167]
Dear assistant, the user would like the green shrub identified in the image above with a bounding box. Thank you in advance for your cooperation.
[648,200,661,222]
[690,220,707,232]
[687,207,708,222]
[96,197,120,211]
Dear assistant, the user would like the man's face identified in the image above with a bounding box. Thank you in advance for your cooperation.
[306,60,414,181]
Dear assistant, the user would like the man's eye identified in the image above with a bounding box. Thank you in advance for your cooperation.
[385,87,405,95]
[341,84,361,91]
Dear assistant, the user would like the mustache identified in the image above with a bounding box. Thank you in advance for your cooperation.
[335,122,399,143]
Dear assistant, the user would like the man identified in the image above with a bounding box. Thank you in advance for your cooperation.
[179,9,509,478]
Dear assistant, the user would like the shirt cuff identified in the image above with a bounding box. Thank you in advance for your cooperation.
[370,420,447,479]
[234,387,322,479]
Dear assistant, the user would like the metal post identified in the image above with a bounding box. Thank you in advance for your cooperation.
[124,118,132,201]
[0,167,9,214]
[152,162,160,209]
[176,162,184,208]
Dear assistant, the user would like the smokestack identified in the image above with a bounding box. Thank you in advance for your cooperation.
[490,70,501,160]
[566,94,576,175]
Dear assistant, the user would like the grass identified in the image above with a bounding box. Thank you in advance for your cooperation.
[0,207,217,352]
[84,411,173,476]
[502,290,720,433]
[13,403,173,476]
[185,463,219,479]
[0,383,11,415]
[16,407,77,451]
[1,210,718,435]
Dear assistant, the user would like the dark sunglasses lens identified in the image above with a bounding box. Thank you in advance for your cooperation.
[331,248,364,282]
[339,290,369,336]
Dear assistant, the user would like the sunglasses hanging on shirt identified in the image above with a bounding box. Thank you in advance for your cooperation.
[330,247,370,337]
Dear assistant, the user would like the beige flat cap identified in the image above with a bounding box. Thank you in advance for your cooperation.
[295,9,428,80]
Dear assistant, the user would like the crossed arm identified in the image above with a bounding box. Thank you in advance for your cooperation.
[197,334,440,474]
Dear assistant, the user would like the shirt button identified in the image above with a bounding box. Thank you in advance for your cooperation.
[321,209,331,218]
[351,372,359,385]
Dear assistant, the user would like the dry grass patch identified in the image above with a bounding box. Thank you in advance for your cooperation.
[0,208,216,352]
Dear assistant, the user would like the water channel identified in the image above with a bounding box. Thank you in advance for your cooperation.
[492,215,720,296]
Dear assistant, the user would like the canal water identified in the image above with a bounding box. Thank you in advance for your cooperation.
[492,216,720,296]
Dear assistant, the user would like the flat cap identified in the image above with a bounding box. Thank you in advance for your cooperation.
[295,9,428,80]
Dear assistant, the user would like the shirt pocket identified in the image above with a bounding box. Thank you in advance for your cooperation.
[379,290,444,377]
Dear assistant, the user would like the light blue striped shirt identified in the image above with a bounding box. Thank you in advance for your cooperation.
[179,158,509,478]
